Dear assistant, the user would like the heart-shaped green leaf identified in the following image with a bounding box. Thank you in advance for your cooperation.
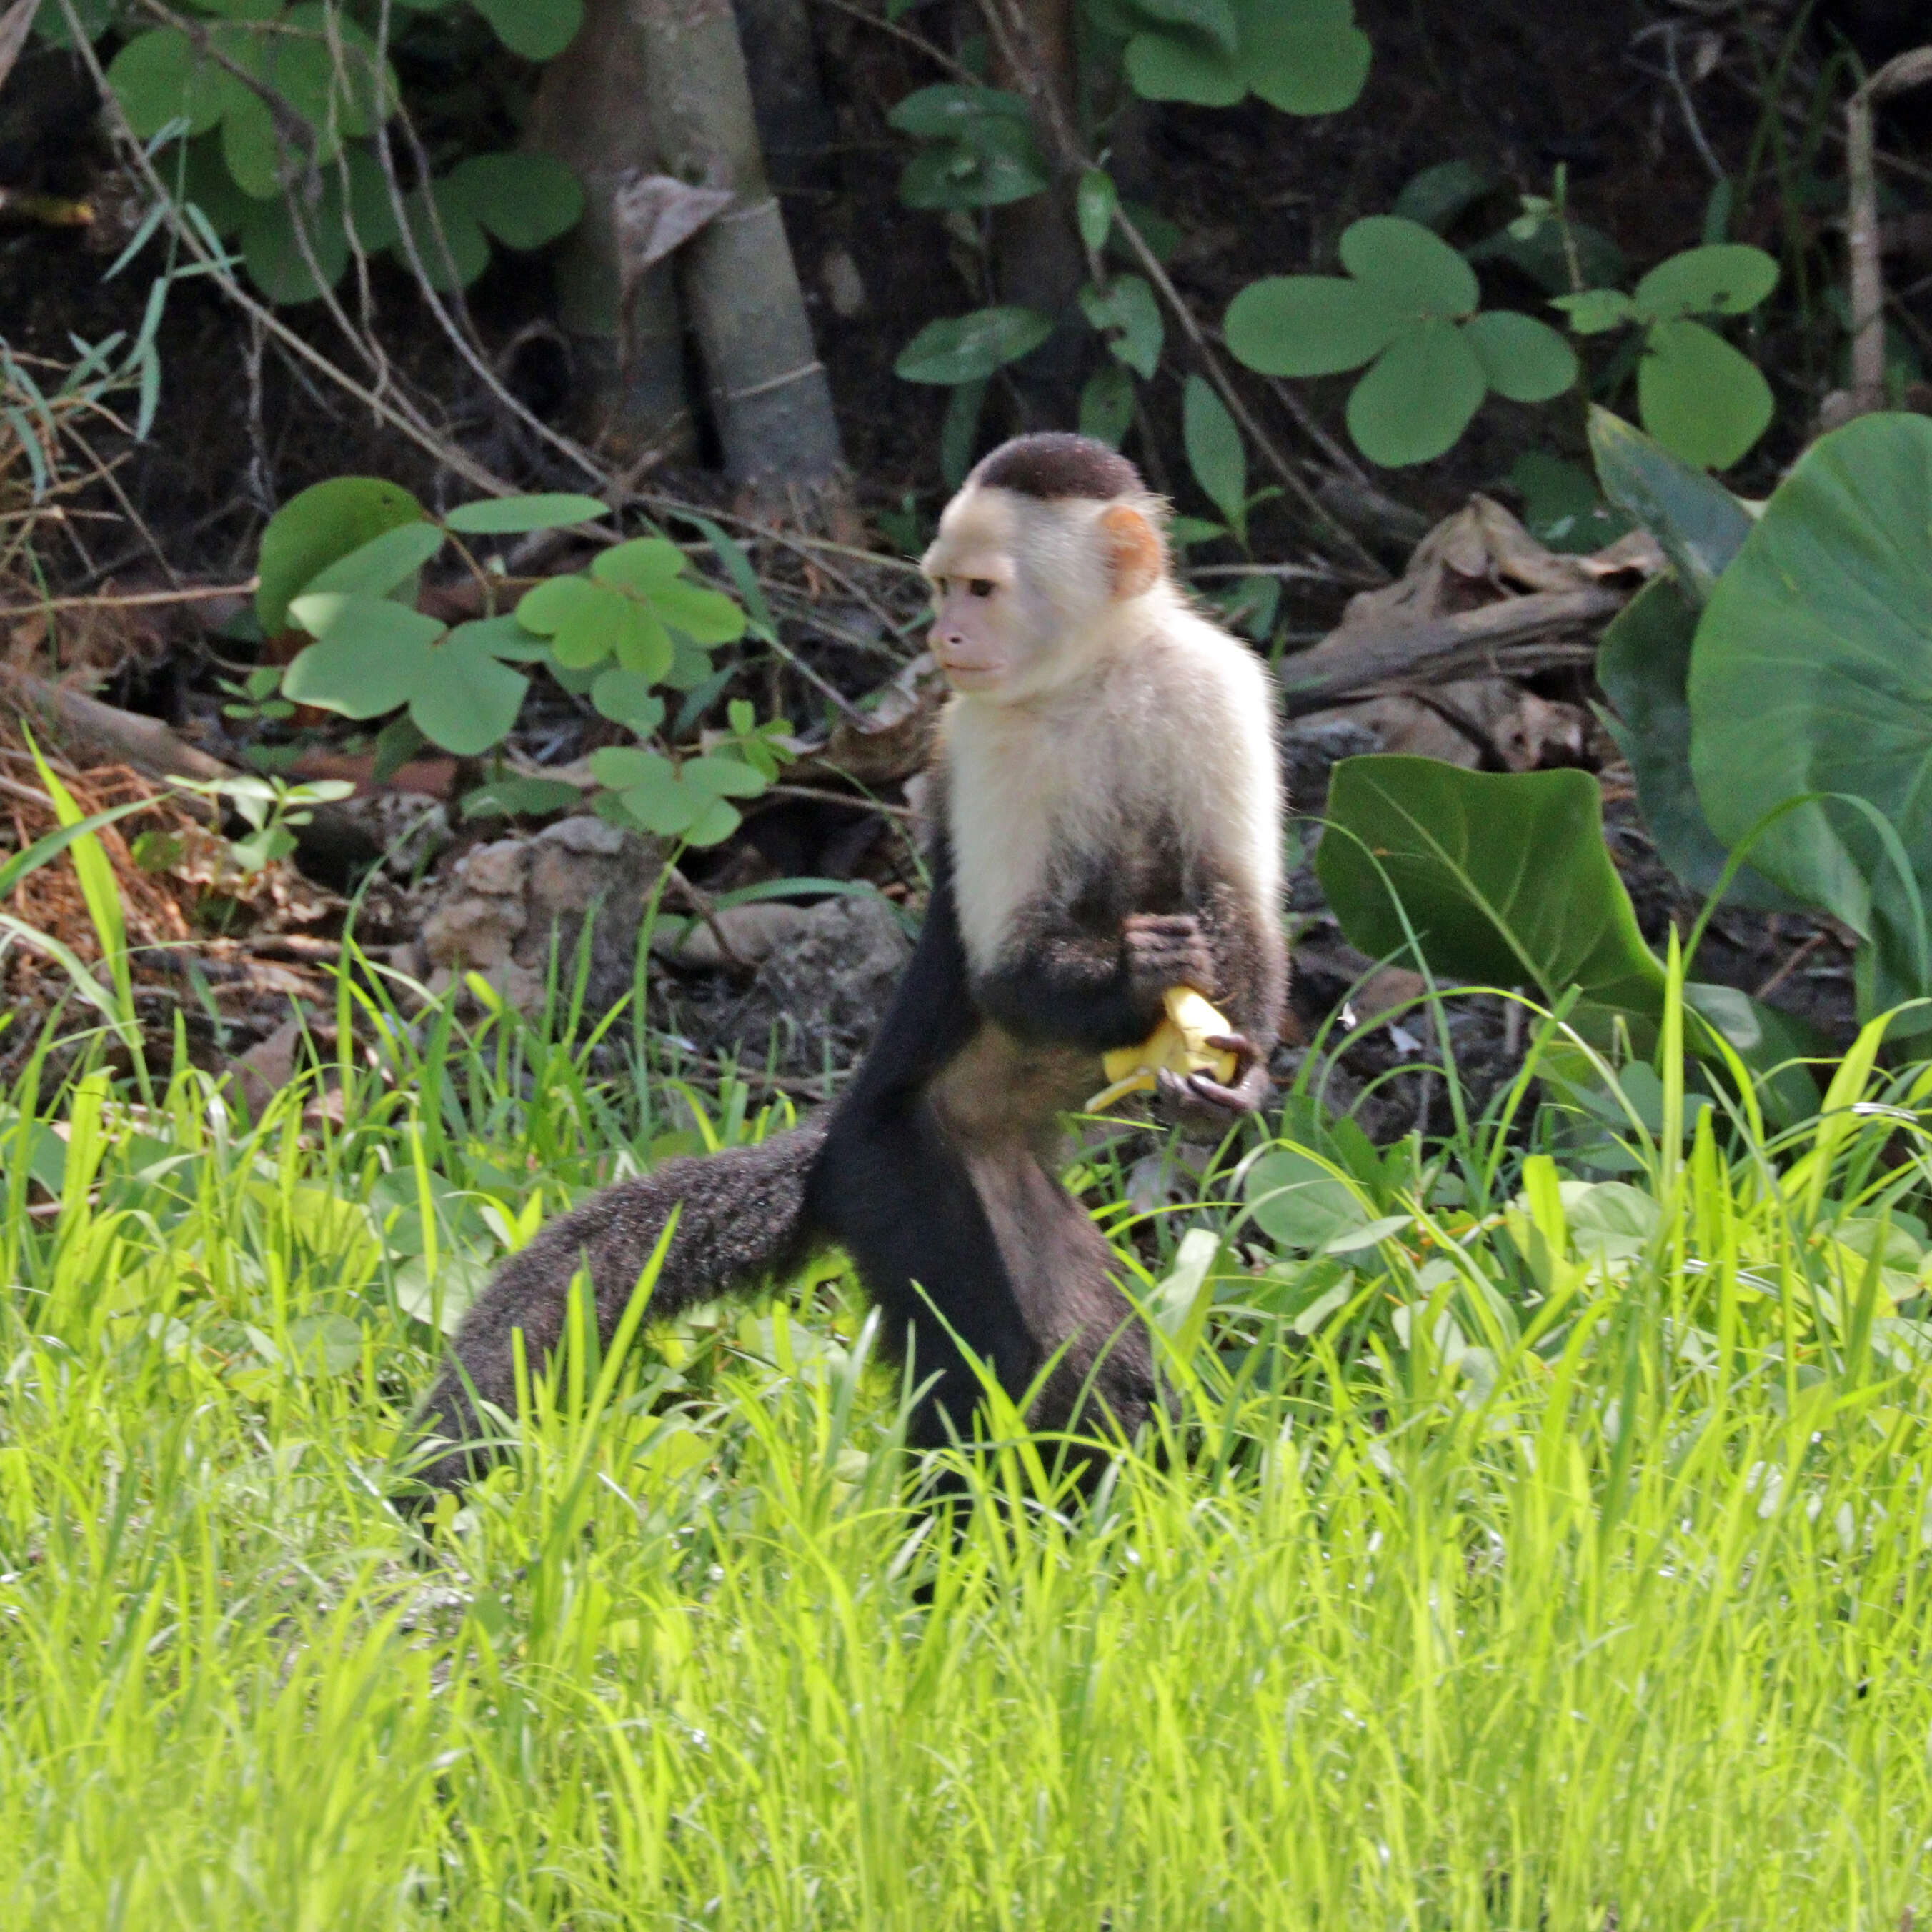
[1638,317,1773,471]
[257,477,428,633]
[284,596,442,717]
[1631,244,1778,324]
[518,575,632,668]
[469,0,582,60]
[591,669,667,734]
[108,29,230,139]
[1123,29,1244,106]
[394,178,489,289]
[446,152,584,250]
[1338,215,1478,316]
[241,190,351,305]
[1241,0,1370,114]
[1224,274,1403,377]
[219,81,282,199]
[1463,310,1577,403]
[1345,319,1485,467]
[592,537,685,593]
[588,746,657,791]
[409,635,529,755]
[1130,0,1240,53]
[681,755,768,799]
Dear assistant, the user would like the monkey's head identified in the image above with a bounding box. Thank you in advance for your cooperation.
[920,433,1169,703]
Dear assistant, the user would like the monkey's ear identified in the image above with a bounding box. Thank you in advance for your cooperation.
[1099,503,1162,601]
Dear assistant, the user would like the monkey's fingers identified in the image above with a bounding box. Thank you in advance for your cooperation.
[1152,1058,1270,1137]
[1122,912,1215,997]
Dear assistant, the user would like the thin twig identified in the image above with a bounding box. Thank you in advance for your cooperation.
[1660,21,1727,183]
[1754,929,1828,1001]
[665,862,752,969]
[767,782,917,819]
[806,0,979,85]
[0,581,256,619]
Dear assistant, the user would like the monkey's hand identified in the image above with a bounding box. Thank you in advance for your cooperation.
[1152,1032,1271,1139]
[1122,912,1215,1003]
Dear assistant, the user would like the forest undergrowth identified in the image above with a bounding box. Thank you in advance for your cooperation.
[4,964,1932,1929]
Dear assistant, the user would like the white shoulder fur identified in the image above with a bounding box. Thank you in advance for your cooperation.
[943,588,1283,976]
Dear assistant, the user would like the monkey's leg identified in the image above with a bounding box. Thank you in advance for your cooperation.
[407,1118,828,1496]
[807,1093,1041,1450]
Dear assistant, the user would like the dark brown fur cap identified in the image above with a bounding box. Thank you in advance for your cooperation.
[968,433,1144,502]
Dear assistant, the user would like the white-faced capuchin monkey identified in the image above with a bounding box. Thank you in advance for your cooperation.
[404,433,1287,1497]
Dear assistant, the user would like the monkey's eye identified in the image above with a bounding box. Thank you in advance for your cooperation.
[967,579,997,599]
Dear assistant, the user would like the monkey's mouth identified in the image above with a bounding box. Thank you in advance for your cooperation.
[934,654,1002,690]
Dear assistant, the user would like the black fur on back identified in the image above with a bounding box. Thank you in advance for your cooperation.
[969,433,1143,503]
[407,1119,827,1494]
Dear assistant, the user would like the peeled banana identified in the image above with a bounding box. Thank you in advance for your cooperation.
[1084,986,1239,1114]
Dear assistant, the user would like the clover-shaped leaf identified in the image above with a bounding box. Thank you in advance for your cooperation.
[588,747,765,847]
[1553,244,1778,471]
[516,539,745,683]
[591,668,667,736]
[1226,215,1576,467]
[282,597,532,754]
[109,8,395,201]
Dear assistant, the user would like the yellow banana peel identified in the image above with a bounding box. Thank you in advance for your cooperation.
[1085,986,1238,1114]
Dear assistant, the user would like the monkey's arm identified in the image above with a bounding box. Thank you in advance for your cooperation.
[971,893,1208,1056]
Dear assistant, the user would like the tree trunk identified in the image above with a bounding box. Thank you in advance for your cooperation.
[730,0,835,196]
[525,0,693,459]
[626,0,845,494]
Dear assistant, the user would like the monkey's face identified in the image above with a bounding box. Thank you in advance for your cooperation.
[922,483,1165,702]
[922,491,1030,695]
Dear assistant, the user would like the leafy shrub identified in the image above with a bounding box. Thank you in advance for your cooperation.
[86,1,585,304]
[255,479,785,845]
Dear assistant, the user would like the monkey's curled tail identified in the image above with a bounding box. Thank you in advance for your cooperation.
[405,1118,829,1495]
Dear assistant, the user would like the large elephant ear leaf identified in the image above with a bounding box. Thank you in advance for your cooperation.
[1688,412,1932,1020]
[1315,754,1818,1100]
[1315,756,1666,1020]
[1596,577,1800,913]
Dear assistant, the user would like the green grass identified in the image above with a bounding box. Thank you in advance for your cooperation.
[4,975,1932,1930]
